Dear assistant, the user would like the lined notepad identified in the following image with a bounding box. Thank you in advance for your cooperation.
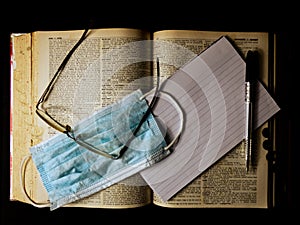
[140,36,280,202]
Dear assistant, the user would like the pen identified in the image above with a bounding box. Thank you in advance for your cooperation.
[245,50,258,172]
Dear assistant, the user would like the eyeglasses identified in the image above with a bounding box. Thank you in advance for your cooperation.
[35,29,161,159]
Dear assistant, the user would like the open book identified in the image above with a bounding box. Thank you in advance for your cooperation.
[10,28,278,209]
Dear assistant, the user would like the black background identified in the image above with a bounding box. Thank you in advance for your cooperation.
[1,4,299,224]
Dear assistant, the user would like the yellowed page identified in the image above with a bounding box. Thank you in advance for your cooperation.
[151,30,270,208]
[11,28,153,209]
[10,33,39,204]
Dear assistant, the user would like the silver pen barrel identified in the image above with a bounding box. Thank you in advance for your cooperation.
[245,81,253,172]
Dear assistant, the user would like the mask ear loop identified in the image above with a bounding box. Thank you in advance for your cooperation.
[20,154,50,208]
[140,89,184,151]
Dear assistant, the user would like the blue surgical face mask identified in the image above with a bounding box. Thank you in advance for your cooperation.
[21,89,183,210]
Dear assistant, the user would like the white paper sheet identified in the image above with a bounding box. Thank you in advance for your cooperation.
[140,36,280,202]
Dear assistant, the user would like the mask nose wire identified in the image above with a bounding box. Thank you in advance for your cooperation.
[19,154,50,208]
